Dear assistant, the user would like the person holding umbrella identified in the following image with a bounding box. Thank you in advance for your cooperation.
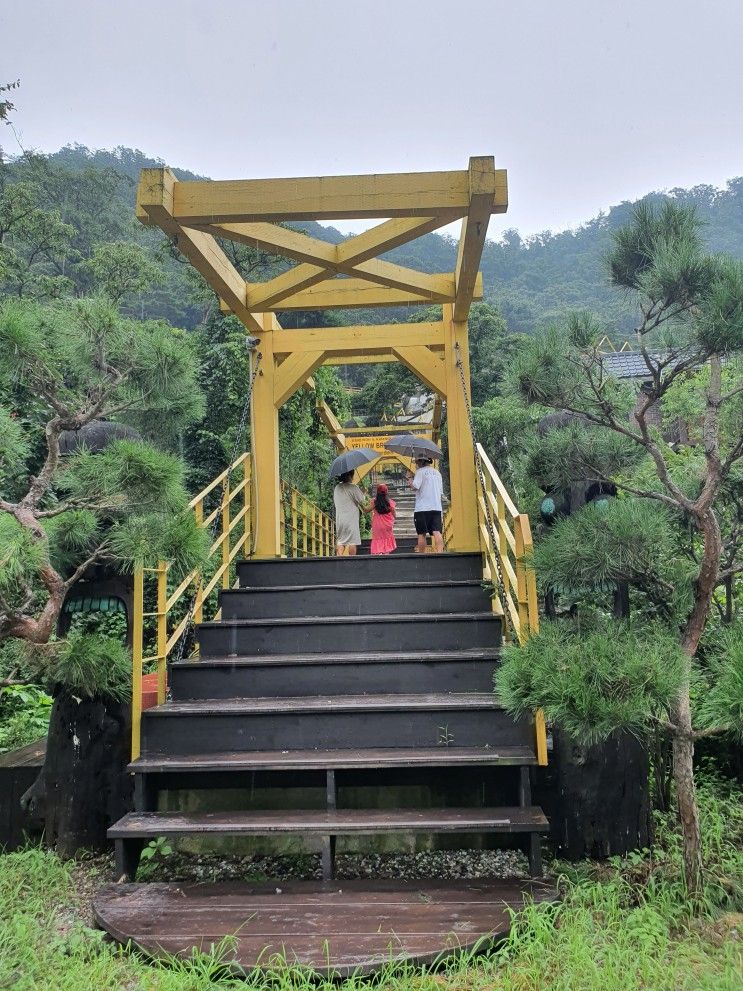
[329,449,377,556]
[384,435,445,554]
[409,456,444,553]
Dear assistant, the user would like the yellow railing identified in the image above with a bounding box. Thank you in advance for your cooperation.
[281,482,335,557]
[131,454,334,759]
[473,443,547,766]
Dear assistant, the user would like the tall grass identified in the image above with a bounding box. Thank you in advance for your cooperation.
[1,778,741,991]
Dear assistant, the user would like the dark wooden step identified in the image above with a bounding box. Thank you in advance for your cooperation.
[197,611,500,656]
[109,806,549,839]
[170,647,499,698]
[140,693,533,754]
[219,580,490,620]
[356,537,419,555]
[93,878,557,977]
[129,745,537,774]
[237,552,482,587]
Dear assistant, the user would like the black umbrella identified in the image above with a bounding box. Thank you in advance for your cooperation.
[328,448,379,479]
[384,434,443,460]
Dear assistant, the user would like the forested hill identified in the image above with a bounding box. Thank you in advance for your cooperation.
[43,145,743,336]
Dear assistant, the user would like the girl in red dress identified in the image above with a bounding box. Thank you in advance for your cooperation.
[369,483,396,555]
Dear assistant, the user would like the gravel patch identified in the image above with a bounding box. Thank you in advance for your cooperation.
[142,847,529,884]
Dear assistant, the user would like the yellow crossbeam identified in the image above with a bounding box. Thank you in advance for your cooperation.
[168,167,507,224]
[272,323,445,355]
[261,276,479,311]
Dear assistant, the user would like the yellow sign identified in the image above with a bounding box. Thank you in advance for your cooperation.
[346,435,394,452]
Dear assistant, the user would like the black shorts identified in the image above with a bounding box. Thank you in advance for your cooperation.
[414,510,443,535]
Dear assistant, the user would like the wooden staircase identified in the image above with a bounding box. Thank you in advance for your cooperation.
[109,551,547,882]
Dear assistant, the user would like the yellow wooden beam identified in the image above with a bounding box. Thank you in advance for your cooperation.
[393,345,446,397]
[324,353,397,366]
[313,393,347,452]
[137,168,263,333]
[453,157,501,322]
[442,303,479,550]
[274,350,327,407]
[243,218,456,308]
[432,396,444,443]
[170,168,509,224]
[272,322,445,355]
[204,216,443,266]
[251,314,281,556]
[263,277,479,312]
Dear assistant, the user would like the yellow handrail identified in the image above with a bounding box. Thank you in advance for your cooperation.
[472,443,547,767]
[130,454,334,759]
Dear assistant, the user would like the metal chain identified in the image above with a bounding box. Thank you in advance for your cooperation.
[170,344,263,668]
[453,342,512,635]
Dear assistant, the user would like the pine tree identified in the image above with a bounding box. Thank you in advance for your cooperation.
[496,202,743,898]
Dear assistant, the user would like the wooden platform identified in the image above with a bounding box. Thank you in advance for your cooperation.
[94,878,556,976]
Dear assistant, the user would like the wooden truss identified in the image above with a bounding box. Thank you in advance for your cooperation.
[137,158,507,555]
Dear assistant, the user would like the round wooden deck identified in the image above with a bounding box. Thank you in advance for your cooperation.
[93,877,556,976]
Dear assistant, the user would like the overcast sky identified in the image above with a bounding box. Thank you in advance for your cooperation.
[2,0,742,239]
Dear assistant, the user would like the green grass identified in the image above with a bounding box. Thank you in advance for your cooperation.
[1,779,741,991]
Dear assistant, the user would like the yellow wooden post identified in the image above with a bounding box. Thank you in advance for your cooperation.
[193,499,204,625]
[156,561,168,705]
[280,489,287,556]
[442,304,479,550]
[242,456,252,556]
[302,495,308,557]
[131,565,144,760]
[514,520,529,640]
[251,316,282,557]
[291,489,298,557]
[221,472,231,588]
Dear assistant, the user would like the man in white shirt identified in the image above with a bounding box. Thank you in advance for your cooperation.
[409,457,444,553]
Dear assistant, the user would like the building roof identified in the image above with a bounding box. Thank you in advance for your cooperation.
[600,351,658,379]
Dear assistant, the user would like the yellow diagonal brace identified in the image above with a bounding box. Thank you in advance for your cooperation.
[393,345,446,397]
[274,350,327,407]
[244,217,454,308]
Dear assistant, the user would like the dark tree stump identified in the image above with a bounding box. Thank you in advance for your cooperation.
[537,727,652,860]
[21,690,132,857]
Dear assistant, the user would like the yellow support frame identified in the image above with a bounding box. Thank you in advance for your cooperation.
[135,156,546,766]
[136,156,505,556]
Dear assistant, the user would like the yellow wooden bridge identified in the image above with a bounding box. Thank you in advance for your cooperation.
[99,158,550,976]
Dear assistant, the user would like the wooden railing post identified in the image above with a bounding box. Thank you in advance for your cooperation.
[193,499,204,625]
[221,473,231,588]
[156,561,168,704]
[131,564,144,760]
[243,456,252,556]
[291,489,298,557]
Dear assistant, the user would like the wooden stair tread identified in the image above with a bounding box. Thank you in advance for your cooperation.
[198,611,499,629]
[239,552,480,564]
[230,580,483,593]
[146,693,505,716]
[130,745,537,772]
[109,806,549,837]
[174,647,498,668]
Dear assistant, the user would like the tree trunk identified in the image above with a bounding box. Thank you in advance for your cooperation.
[672,505,723,899]
[537,727,652,859]
[21,689,132,857]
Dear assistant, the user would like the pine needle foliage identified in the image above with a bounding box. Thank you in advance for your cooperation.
[525,423,646,492]
[48,631,130,701]
[533,498,679,595]
[695,624,743,741]
[496,618,686,745]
